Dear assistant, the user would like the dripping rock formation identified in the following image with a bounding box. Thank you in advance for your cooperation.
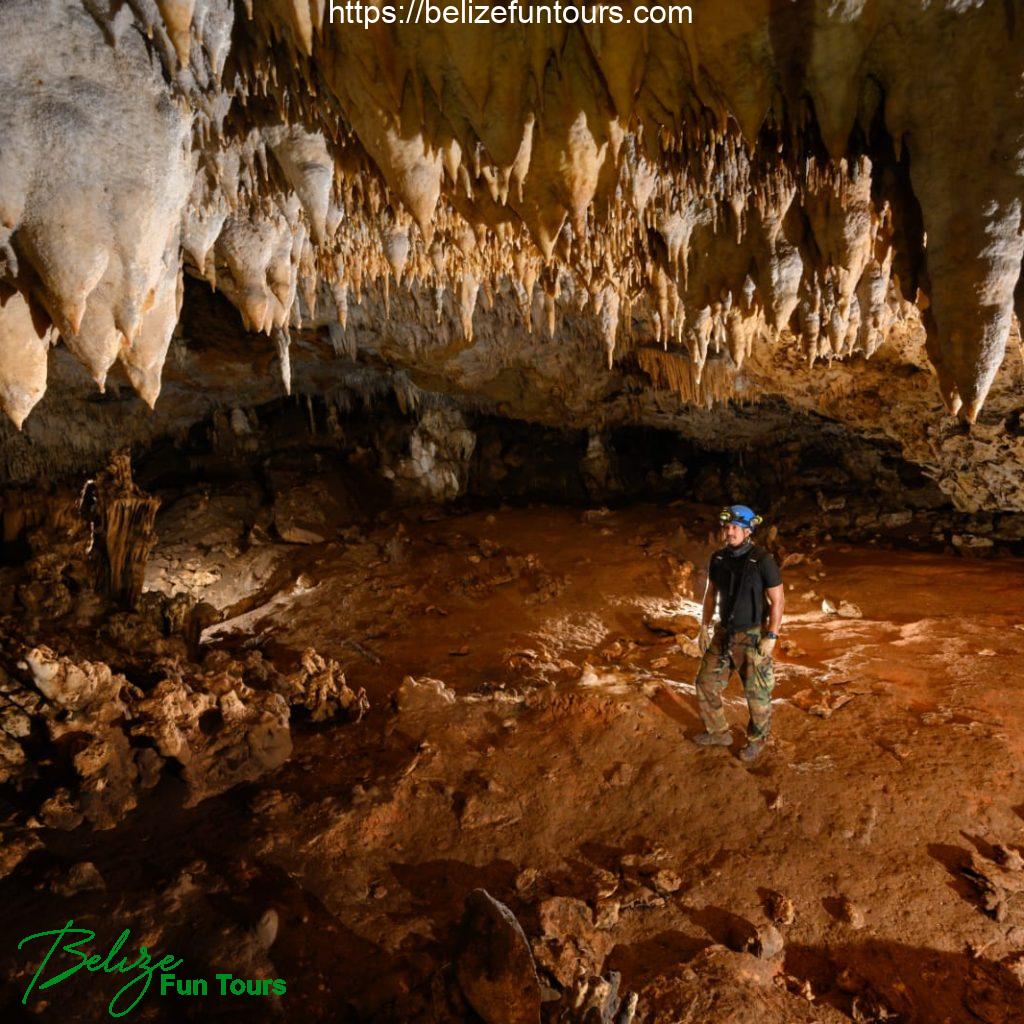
[0,1,1022,510]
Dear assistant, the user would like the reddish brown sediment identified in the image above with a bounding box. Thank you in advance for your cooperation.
[1,497,1023,1021]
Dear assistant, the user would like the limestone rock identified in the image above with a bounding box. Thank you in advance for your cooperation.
[279,648,369,722]
[392,409,477,503]
[0,0,1021,518]
[394,676,457,714]
[51,861,106,897]
[454,889,542,1024]
[838,897,866,929]
[0,828,43,879]
[765,891,796,927]
[132,672,291,807]
[533,896,614,987]
[552,971,638,1024]
[638,945,845,1023]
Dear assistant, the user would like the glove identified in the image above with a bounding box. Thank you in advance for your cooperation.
[758,636,777,658]
[698,625,711,655]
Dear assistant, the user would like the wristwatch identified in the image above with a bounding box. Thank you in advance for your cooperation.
[763,631,778,639]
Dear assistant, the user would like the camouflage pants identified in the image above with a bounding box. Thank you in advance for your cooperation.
[695,627,775,741]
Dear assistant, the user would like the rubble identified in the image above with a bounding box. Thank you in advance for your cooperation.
[278,648,369,722]
[838,897,867,929]
[394,676,458,714]
[556,972,638,1024]
[764,891,796,927]
[454,889,638,1024]
[789,687,860,718]
[131,668,291,807]
[50,861,106,897]
[0,613,370,847]
[534,897,615,988]
[962,848,1024,921]
[637,945,846,1023]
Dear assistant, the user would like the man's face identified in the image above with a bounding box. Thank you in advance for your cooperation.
[722,522,751,547]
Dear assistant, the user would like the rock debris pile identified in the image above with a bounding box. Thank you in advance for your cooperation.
[0,461,368,878]
[0,623,367,877]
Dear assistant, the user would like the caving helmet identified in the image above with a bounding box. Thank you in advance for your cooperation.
[719,504,763,530]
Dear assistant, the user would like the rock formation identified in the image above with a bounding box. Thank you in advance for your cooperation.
[0,1,1022,492]
[3,14,1024,1019]
[0,467,369,877]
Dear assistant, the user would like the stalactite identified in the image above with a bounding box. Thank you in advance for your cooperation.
[0,287,53,429]
[273,325,292,395]
[0,0,1020,429]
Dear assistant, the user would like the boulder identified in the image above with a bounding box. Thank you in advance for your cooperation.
[455,889,541,1024]
[394,676,457,713]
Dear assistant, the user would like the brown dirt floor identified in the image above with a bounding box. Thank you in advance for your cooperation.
[2,502,1024,1023]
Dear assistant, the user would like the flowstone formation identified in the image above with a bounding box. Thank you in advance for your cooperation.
[1,1,1023,495]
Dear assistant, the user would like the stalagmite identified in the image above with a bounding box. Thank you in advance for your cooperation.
[92,453,161,609]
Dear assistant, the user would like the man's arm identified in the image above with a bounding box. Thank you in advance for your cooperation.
[696,577,717,654]
[700,577,717,628]
[760,583,785,655]
[765,583,784,633]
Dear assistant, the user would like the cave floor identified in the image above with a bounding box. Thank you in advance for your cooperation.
[3,502,1024,1022]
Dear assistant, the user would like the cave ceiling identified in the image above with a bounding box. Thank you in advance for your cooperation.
[0,0,1023,504]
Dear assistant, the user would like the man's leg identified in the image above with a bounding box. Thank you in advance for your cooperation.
[694,632,733,742]
[738,631,775,752]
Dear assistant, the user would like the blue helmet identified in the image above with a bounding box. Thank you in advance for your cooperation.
[719,504,763,529]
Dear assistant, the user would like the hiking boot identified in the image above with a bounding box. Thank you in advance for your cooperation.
[738,739,766,762]
[693,730,732,747]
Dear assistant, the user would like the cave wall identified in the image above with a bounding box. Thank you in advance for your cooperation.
[2,277,1023,517]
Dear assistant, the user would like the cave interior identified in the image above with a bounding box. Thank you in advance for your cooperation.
[1,3,1024,1023]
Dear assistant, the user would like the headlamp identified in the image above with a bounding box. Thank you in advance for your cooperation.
[719,505,762,529]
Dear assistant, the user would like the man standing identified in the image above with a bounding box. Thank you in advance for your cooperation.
[692,505,784,762]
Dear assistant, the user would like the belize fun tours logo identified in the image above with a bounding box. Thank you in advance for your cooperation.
[17,919,287,1017]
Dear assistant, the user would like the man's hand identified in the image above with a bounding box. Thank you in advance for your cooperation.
[698,625,711,655]
[758,636,776,658]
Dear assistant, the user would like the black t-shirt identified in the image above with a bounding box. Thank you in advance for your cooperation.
[708,544,782,631]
